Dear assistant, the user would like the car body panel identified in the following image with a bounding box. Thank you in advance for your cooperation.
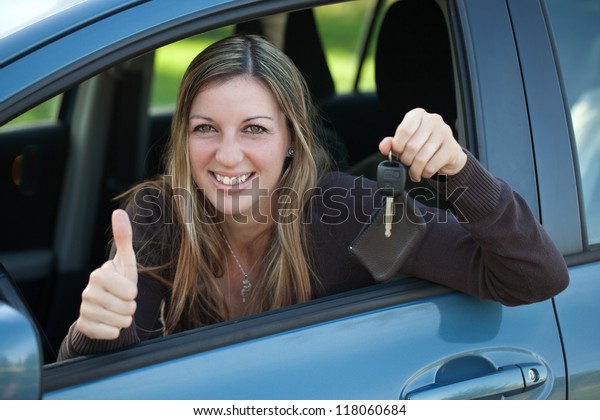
[456,0,539,216]
[507,0,582,254]
[46,293,565,400]
[553,262,600,399]
[508,0,600,400]
[0,0,148,66]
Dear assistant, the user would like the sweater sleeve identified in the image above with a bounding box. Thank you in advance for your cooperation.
[56,183,172,361]
[399,151,569,305]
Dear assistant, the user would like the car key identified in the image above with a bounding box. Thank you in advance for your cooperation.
[377,152,407,238]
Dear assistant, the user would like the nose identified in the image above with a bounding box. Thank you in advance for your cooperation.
[215,132,244,167]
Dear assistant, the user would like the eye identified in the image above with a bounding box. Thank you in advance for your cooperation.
[244,124,266,134]
[193,124,216,134]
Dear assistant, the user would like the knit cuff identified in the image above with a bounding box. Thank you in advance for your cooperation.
[68,321,140,356]
[429,150,503,223]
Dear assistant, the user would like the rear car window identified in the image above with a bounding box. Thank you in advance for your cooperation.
[545,0,600,246]
[1,96,62,129]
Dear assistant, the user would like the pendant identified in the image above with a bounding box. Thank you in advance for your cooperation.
[241,274,252,303]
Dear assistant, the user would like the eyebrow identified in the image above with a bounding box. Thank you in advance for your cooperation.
[189,114,274,122]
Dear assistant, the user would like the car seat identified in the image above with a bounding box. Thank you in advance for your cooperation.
[377,0,456,126]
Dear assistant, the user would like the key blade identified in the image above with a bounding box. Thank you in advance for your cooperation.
[384,196,393,238]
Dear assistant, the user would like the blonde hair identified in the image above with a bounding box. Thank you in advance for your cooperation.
[135,34,331,333]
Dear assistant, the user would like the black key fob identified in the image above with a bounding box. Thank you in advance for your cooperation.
[377,160,407,197]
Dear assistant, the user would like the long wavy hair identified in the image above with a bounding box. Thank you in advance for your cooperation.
[132,34,331,334]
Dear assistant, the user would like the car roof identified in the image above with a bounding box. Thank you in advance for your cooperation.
[0,0,147,67]
[1,0,92,39]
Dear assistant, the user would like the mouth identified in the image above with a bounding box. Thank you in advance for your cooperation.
[211,171,255,187]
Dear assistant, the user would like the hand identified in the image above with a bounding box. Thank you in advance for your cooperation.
[379,108,467,182]
[76,209,138,340]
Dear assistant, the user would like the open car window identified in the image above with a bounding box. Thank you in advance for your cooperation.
[545,0,600,247]
[2,0,464,378]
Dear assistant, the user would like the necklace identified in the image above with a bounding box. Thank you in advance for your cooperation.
[219,227,254,303]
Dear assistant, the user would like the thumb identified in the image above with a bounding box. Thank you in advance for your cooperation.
[111,209,137,283]
[379,136,393,156]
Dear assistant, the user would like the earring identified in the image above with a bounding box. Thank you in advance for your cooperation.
[287,147,295,157]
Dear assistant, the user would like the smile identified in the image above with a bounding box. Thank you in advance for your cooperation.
[213,172,254,186]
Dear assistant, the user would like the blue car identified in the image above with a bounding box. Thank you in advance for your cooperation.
[1,0,599,400]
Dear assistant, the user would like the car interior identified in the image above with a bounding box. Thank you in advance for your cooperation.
[0,0,464,365]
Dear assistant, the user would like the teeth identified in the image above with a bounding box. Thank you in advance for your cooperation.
[215,173,251,185]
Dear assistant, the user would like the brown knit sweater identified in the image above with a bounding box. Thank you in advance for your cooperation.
[57,152,569,360]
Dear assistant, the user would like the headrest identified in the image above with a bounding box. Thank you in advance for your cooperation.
[375,0,456,123]
[284,9,335,101]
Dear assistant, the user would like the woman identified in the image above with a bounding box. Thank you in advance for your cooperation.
[58,34,568,360]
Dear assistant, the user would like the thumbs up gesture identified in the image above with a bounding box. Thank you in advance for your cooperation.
[76,210,138,340]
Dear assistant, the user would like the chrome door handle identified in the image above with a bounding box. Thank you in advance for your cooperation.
[405,363,547,400]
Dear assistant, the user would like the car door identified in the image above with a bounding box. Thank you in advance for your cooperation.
[1,0,570,400]
[512,0,600,399]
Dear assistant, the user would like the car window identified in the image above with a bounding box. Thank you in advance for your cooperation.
[545,0,600,246]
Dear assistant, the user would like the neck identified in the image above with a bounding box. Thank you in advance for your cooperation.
[220,216,272,260]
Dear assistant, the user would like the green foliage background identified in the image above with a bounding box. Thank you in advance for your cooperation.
[7,1,379,126]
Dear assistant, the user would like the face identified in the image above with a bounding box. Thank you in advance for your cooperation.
[187,76,291,223]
